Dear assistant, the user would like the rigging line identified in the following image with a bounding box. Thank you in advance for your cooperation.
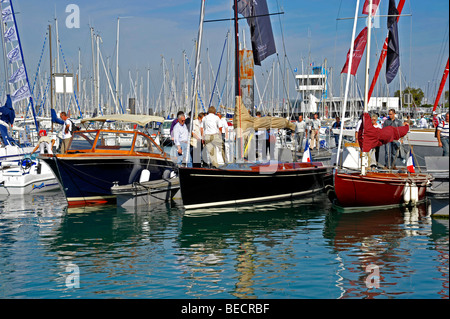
[204,12,284,23]
[208,33,228,109]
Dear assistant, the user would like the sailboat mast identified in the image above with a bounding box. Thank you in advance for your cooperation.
[361,0,373,176]
[234,0,240,98]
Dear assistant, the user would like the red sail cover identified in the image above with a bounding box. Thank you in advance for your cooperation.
[358,113,409,152]
[341,27,368,76]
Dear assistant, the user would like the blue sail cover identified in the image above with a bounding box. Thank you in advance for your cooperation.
[0,95,15,125]
[51,108,65,125]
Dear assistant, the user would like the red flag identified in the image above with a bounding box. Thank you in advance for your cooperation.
[341,27,368,76]
[362,0,381,16]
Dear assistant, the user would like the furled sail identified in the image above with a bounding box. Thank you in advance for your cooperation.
[233,96,295,132]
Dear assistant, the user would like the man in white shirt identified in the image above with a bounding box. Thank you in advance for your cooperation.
[310,113,321,150]
[60,112,72,153]
[173,114,190,165]
[419,115,428,128]
[202,106,225,168]
[294,115,307,151]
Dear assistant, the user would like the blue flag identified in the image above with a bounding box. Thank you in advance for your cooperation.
[386,0,400,84]
[237,0,276,66]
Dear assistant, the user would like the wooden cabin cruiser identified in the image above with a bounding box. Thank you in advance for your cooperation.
[39,115,176,207]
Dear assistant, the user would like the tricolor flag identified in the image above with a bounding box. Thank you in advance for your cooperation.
[302,139,312,163]
[407,150,415,173]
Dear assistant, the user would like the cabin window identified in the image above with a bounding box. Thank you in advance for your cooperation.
[94,131,134,151]
[134,133,161,154]
[69,131,97,151]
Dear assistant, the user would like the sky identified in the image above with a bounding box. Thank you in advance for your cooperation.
[5,0,450,110]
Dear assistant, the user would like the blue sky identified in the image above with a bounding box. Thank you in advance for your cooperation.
[7,0,450,106]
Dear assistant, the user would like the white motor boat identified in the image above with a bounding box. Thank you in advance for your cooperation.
[0,158,60,195]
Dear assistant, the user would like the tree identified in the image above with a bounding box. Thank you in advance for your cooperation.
[394,87,424,107]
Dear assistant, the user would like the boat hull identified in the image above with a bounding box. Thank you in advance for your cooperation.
[333,170,431,209]
[179,162,332,209]
[41,155,175,207]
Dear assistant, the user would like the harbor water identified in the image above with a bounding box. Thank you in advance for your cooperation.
[0,190,448,299]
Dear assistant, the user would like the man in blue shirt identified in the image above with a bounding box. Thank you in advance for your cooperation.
[383,109,403,169]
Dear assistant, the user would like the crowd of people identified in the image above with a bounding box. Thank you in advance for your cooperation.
[29,109,449,167]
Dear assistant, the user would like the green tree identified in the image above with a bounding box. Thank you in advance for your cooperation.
[394,87,424,107]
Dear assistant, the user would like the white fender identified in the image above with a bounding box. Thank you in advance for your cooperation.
[410,182,419,205]
[139,169,150,183]
[403,182,411,204]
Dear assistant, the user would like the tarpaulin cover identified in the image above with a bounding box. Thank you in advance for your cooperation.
[358,113,409,152]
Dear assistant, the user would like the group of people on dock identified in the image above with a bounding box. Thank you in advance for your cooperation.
[171,106,229,168]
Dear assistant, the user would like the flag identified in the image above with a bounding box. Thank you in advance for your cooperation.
[11,85,31,104]
[407,150,415,173]
[236,0,276,66]
[2,6,13,23]
[9,65,26,84]
[7,46,21,64]
[341,27,368,75]
[302,139,311,163]
[362,0,381,16]
[386,0,400,84]
[4,25,17,42]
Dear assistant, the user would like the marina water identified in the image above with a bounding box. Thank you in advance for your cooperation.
[0,189,447,299]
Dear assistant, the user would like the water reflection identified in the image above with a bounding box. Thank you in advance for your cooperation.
[0,191,447,299]
[324,201,448,299]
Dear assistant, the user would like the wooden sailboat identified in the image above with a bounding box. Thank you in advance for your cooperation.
[330,0,433,211]
[179,0,333,209]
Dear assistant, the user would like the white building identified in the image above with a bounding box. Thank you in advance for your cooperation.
[367,97,400,112]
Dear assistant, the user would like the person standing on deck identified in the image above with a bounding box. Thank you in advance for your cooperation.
[383,109,403,169]
[59,112,72,154]
[294,115,307,152]
[310,113,321,151]
[331,116,342,147]
[203,106,225,168]
[437,112,449,156]
[173,114,189,165]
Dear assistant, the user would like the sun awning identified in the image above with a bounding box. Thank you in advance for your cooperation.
[81,114,165,126]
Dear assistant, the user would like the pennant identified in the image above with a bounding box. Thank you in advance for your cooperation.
[2,6,13,23]
[236,0,276,66]
[11,85,31,104]
[9,65,26,84]
[341,27,368,76]
[362,0,381,16]
[386,0,400,84]
[302,139,312,163]
[7,46,21,64]
[4,25,17,42]
[407,150,415,173]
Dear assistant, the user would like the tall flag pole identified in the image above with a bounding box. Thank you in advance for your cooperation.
[4,0,39,133]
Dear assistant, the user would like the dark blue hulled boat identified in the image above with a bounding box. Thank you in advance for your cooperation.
[40,115,176,207]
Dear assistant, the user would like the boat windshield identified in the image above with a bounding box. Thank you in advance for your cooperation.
[94,131,134,151]
[68,130,163,154]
